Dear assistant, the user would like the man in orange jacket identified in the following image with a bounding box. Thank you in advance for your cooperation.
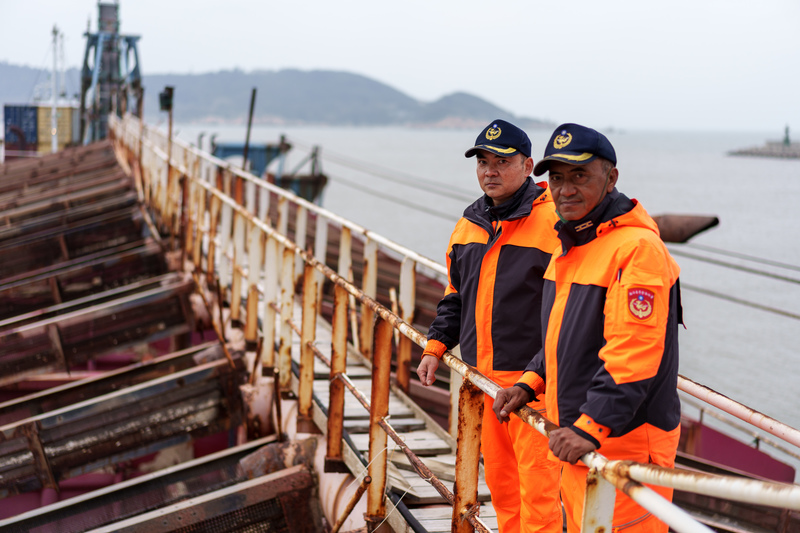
[417,119,562,532]
[493,123,683,533]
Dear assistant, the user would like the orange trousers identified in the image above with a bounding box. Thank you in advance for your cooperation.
[481,391,562,533]
[560,424,680,533]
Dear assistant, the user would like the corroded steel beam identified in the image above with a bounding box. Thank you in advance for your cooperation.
[1,272,178,330]
[278,247,295,389]
[67,464,321,533]
[581,467,615,532]
[0,192,138,243]
[297,262,319,432]
[365,318,391,530]
[325,284,349,473]
[0,356,245,499]
[453,379,483,533]
[0,242,165,323]
[0,278,195,387]
[0,342,221,426]
[0,209,146,281]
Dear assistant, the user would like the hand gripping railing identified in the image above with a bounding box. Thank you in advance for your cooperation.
[109,113,800,533]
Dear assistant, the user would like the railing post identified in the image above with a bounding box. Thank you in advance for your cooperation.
[219,167,230,196]
[297,261,319,434]
[449,345,464,438]
[258,179,270,221]
[206,194,221,285]
[581,467,615,532]
[295,204,308,286]
[137,112,145,200]
[325,283,349,473]
[164,121,173,223]
[314,215,329,306]
[278,247,295,391]
[277,195,289,252]
[158,162,169,228]
[366,318,392,531]
[217,202,233,302]
[245,224,264,349]
[229,213,245,325]
[181,175,192,265]
[338,227,359,353]
[245,175,256,214]
[395,257,416,392]
[261,235,279,367]
[360,238,378,360]
[233,173,244,205]
[193,187,206,268]
[453,379,483,533]
[338,226,352,282]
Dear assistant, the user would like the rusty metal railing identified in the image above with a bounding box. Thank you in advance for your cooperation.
[110,113,800,533]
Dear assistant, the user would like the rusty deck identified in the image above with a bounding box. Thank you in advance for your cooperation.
[0,142,319,531]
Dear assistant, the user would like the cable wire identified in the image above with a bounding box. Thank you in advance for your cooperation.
[680,282,800,321]
[290,137,479,202]
[330,172,461,223]
[681,242,800,273]
[668,248,800,286]
[26,48,53,104]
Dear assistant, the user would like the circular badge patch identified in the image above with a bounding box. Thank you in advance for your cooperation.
[554,132,572,149]
[486,126,501,140]
[628,288,655,320]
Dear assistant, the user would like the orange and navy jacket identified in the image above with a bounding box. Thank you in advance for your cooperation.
[427,177,561,376]
[519,189,683,448]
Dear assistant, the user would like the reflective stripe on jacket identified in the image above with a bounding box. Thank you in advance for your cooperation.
[427,178,561,375]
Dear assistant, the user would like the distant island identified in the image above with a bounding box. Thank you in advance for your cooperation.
[0,61,552,129]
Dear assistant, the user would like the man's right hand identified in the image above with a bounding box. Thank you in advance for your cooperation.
[417,355,440,386]
[492,385,531,423]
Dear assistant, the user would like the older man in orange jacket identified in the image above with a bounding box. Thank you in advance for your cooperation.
[493,123,682,533]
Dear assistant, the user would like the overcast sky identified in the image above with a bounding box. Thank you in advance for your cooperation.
[2,0,798,132]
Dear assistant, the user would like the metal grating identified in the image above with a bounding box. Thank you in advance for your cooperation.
[169,499,288,533]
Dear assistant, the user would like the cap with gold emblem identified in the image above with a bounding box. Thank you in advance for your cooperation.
[464,119,532,159]
[533,123,616,176]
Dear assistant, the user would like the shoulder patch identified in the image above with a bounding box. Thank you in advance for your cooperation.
[628,288,655,320]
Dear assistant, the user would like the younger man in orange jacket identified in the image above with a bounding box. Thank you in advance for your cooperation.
[418,120,562,532]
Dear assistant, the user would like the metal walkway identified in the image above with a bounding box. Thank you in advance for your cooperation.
[284,300,499,531]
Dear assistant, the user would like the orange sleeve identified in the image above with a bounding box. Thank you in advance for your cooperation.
[422,339,447,359]
[517,371,545,397]
[573,413,611,447]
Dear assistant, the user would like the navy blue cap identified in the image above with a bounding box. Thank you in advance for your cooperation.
[533,123,616,176]
[465,119,532,159]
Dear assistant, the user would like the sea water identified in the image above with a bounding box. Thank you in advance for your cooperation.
[175,123,800,472]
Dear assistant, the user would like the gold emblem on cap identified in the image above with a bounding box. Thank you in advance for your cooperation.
[486,126,501,140]
[554,132,572,149]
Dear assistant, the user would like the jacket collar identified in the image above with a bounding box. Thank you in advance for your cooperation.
[556,188,636,254]
[484,177,531,220]
[464,177,549,225]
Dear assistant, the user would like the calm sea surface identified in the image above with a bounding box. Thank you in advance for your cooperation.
[176,123,800,472]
